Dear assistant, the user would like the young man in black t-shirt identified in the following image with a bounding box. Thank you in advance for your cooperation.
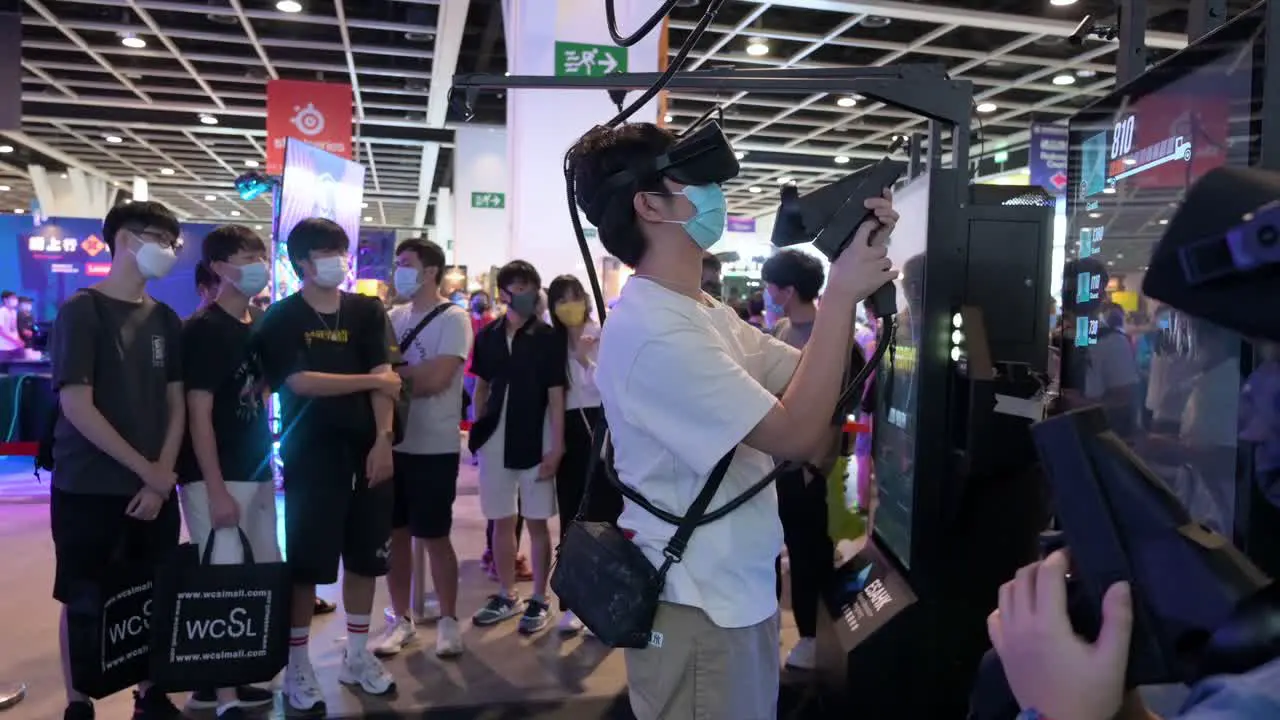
[49,202,186,720]
[176,225,276,719]
[254,218,403,714]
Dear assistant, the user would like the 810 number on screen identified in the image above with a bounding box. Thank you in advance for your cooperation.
[1111,115,1136,160]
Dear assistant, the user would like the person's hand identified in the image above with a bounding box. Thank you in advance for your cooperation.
[827,190,900,303]
[141,463,177,496]
[574,336,598,365]
[372,368,403,397]
[207,485,241,529]
[366,436,395,486]
[987,551,1133,720]
[125,487,167,522]
[538,448,563,481]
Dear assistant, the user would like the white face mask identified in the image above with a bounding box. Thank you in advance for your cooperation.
[393,267,422,297]
[229,261,270,298]
[133,241,178,280]
[312,256,348,289]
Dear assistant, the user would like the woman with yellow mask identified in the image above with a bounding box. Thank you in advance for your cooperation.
[546,274,621,636]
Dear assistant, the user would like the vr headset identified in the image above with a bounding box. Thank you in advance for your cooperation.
[1034,166,1280,687]
[582,121,741,226]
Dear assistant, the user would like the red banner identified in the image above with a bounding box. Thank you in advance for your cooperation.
[265,80,354,175]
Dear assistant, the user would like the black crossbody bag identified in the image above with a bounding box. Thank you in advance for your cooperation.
[391,303,452,445]
[550,419,736,649]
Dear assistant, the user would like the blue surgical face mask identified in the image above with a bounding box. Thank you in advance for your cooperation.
[651,184,727,251]
[393,267,422,297]
[231,261,270,298]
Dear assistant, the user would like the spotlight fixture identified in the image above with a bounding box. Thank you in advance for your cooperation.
[204,194,218,201]
[663,114,673,123]
[1052,74,1076,85]
[834,155,850,164]
[0,145,12,154]
[776,176,792,184]
[120,33,146,49]
[105,135,123,143]
[244,159,260,168]
[745,38,769,56]
[734,151,745,160]
[230,210,242,217]
[199,114,219,125]
[363,216,374,222]
[748,186,762,193]
[276,0,303,12]
[976,102,998,113]
[836,96,857,108]
[159,168,174,175]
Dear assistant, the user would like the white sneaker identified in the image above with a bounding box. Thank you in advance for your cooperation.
[435,616,464,657]
[371,616,416,657]
[784,637,817,671]
[283,662,326,713]
[557,610,583,635]
[339,648,397,696]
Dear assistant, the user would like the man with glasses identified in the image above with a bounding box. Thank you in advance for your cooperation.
[49,202,187,720]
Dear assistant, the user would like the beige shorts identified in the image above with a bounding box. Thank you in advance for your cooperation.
[624,602,780,720]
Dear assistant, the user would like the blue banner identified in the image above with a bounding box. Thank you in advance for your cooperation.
[1029,124,1070,195]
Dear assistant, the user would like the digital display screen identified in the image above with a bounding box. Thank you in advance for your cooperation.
[872,173,931,568]
[1061,12,1261,536]
[275,137,367,297]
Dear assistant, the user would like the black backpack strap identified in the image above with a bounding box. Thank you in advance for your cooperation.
[397,303,452,359]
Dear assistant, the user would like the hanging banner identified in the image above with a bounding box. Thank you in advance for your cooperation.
[1028,123,1069,195]
[265,80,354,175]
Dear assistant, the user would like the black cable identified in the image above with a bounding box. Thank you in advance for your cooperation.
[605,0,683,47]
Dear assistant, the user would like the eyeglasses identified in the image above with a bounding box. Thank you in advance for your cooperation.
[126,225,182,250]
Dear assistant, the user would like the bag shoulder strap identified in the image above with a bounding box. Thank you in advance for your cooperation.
[398,303,453,354]
[661,447,735,568]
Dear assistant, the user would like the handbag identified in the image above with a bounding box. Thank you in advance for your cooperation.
[550,418,736,649]
[392,303,453,445]
[64,538,156,699]
[148,529,291,691]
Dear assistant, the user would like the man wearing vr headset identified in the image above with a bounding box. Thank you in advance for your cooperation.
[568,122,898,719]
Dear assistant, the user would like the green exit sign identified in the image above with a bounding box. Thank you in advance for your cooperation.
[555,41,628,77]
[471,192,505,209]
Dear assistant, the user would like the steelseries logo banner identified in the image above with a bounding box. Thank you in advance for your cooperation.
[165,589,275,664]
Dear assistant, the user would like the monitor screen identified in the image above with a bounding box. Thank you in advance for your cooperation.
[872,172,931,568]
[1061,11,1263,537]
[275,137,367,296]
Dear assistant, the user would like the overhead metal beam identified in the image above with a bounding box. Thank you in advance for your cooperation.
[417,0,471,226]
[1115,0,1148,86]
[747,0,1187,49]
[1187,0,1227,40]
[0,130,116,181]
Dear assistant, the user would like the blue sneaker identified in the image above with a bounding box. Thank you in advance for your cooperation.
[518,599,552,635]
[472,594,524,627]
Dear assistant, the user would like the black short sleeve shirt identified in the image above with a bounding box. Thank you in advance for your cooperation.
[472,316,566,469]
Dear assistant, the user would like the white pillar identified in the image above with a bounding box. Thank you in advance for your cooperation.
[435,186,455,261]
[131,176,149,202]
[505,0,663,284]
[452,124,509,274]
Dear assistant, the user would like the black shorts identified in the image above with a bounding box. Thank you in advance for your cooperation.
[50,487,181,604]
[391,452,460,539]
[282,438,394,585]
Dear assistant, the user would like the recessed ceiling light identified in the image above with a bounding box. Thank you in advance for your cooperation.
[199,114,218,125]
[663,114,673,123]
[159,168,174,175]
[748,186,762,193]
[976,102,998,113]
[363,216,373,222]
[0,145,12,154]
[230,210,241,217]
[244,160,259,168]
[1158,219,1169,225]
[254,224,263,230]
[204,194,217,201]
[834,155,850,164]
[1102,186,1116,194]
[1088,212,1101,218]
[120,33,146,49]
[1076,68,1097,78]
[361,202,369,209]
[13,208,24,214]
[276,0,303,12]
[745,38,769,56]
[836,96,857,108]
[1049,0,1077,6]
[105,135,123,143]
[776,176,792,184]
[734,151,745,160]
[60,173,68,179]
[0,185,9,191]
[1052,74,1076,86]
[1106,260,1115,266]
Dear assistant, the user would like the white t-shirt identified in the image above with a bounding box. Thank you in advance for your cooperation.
[596,278,801,629]
[0,306,20,351]
[566,322,602,410]
[1084,331,1139,400]
[389,302,472,456]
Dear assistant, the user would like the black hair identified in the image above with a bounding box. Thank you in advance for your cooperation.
[470,289,490,301]
[496,260,541,295]
[568,123,680,267]
[194,261,218,293]
[747,290,765,317]
[395,237,447,282]
[202,224,267,265]
[761,249,825,302]
[18,296,32,304]
[286,217,348,276]
[0,291,14,302]
[102,201,180,255]
[701,251,722,273]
